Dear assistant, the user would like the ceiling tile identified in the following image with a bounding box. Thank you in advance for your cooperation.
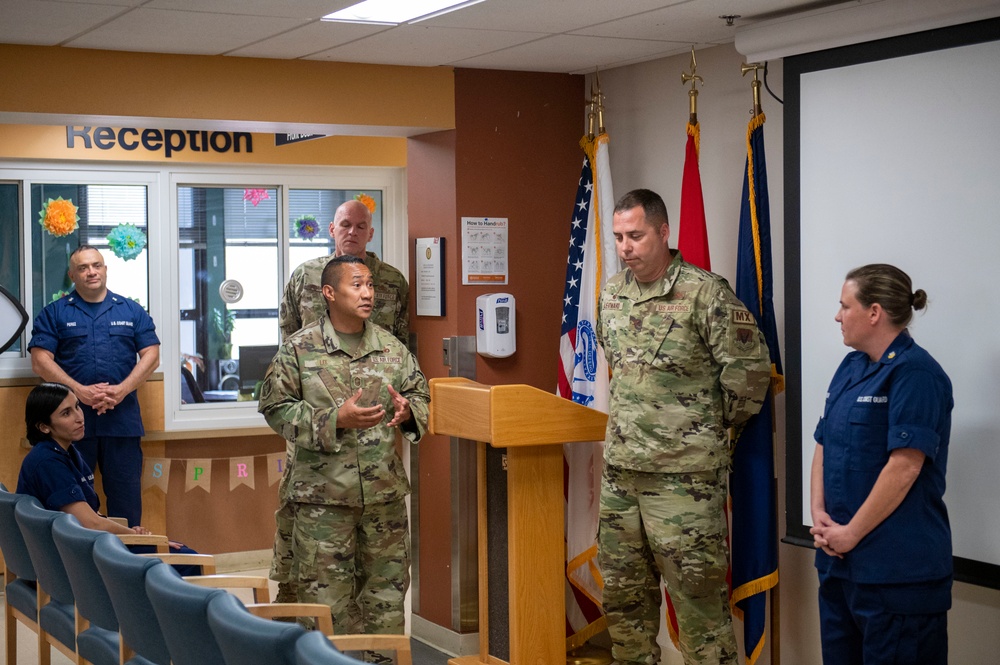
[227,21,391,59]
[306,24,542,67]
[569,0,799,42]
[64,7,307,54]
[0,0,131,45]
[452,33,688,73]
[418,0,685,33]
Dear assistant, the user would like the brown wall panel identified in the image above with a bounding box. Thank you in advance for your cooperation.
[454,68,584,390]
[408,129,459,627]
[406,70,584,635]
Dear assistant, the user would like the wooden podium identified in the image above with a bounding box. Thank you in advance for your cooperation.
[428,378,607,665]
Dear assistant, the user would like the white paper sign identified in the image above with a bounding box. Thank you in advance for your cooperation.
[461,217,508,285]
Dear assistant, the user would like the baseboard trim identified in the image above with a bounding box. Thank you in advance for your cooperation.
[411,614,479,657]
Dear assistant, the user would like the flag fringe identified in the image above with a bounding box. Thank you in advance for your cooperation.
[566,544,604,607]
[579,132,610,304]
[745,113,767,318]
[771,364,785,395]
[665,606,681,649]
[566,616,609,652]
[743,630,767,665]
[730,570,779,608]
[686,121,700,157]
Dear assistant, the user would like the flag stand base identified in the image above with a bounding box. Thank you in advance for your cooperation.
[567,644,613,665]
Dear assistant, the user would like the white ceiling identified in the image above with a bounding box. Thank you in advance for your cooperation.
[0,0,854,74]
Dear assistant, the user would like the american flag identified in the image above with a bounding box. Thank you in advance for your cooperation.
[558,133,618,645]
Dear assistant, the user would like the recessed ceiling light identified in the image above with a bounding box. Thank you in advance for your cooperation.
[322,0,487,25]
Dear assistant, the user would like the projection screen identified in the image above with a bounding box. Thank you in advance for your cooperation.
[783,17,1000,588]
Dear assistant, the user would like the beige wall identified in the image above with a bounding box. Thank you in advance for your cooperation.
[595,42,1000,664]
[0,44,454,132]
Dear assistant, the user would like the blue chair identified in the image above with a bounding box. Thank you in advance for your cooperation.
[52,515,137,665]
[92,534,174,665]
[294,631,413,665]
[0,484,41,665]
[207,592,306,665]
[145,563,229,665]
[295,631,362,665]
[13,496,77,663]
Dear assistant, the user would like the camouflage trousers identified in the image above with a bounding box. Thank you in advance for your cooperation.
[598,464,737,665]
[270,441,297,604]
[280,499,410,663]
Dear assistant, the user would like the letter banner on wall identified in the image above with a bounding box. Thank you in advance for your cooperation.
[185,459,213,493]
[142,457,171,493]
[229,457,256,491]
[138,453,287,495]
[266,452,285,487]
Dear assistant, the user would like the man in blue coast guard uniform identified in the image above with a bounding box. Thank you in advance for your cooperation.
[29,245,160,526]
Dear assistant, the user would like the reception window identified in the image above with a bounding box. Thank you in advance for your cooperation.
[176,185,385,409]
[0,161,404,430]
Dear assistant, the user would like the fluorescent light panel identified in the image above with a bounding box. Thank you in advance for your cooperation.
[322,0,485,25]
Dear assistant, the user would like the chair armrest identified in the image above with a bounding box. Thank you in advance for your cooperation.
[116,534,170,552]
[182,574,271,603]
[246,603,334,635]
[106,516,129,526]
[134,552,217,574]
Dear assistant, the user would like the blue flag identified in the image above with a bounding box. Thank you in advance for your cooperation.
[731,113,782,665]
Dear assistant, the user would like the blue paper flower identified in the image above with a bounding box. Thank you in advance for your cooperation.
[107,223,148,261]
[296,215,320,240]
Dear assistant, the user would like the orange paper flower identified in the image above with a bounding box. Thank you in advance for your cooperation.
[39,197,80,237]
[354,193,377,214]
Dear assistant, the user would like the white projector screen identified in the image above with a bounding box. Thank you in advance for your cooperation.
[784,17,1000,588]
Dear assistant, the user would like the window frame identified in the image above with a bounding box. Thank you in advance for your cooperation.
[0,161,407,433]
[0,164,162,373]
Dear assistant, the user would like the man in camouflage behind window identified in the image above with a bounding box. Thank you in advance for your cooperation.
[273,198,410,605]
[260,255,427,660]
[596,189,771,665]
[279,198,409,344]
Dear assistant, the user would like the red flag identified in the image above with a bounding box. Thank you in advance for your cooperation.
[677,122,711,270]
[663,120,713,650]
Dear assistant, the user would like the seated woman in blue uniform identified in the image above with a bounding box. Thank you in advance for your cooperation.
[18,382,202,573]
[810,264,953,665]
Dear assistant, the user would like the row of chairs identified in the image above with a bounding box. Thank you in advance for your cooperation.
[0,484,412,665]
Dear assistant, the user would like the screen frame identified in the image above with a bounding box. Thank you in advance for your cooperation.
[782,16,1000,589]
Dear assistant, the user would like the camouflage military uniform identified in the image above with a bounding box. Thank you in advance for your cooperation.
[278,250,409,345]
[258,315,428,653]
[273,250,410,604]
[596,252,770,665]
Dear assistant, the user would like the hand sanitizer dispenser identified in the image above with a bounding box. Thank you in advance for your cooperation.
[476,293,516,358]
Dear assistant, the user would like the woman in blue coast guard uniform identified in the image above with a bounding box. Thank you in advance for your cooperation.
[810,264,953,665]
[19,382,200,571]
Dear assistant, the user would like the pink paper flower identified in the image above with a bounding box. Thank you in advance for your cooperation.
[243,188,271,207]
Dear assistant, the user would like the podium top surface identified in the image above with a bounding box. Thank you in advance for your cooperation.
[428,377,608,447]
